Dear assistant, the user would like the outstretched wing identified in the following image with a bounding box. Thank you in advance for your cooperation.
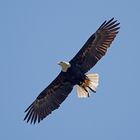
[24,72,73,124]
[70,18,120,73]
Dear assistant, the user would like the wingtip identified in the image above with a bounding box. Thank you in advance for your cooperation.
[98,17,119,30]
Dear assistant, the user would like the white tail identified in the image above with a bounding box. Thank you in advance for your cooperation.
[76,73,99,98]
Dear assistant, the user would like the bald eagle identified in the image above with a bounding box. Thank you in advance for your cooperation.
[24,18,120,124]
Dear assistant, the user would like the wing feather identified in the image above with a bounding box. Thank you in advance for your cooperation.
[70,18,120,73]
[24,72,73,124]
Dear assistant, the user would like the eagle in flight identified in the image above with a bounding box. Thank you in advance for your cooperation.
[24,18,120,124]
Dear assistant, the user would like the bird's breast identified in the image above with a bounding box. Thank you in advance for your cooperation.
[65,66,85,85]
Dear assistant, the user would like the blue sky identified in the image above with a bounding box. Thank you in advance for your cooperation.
[0,0,140,139]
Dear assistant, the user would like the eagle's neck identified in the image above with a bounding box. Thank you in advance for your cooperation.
[58,61,71,72]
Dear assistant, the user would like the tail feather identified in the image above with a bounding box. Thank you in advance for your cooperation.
[76,73,99,98]
[76,85,89,98]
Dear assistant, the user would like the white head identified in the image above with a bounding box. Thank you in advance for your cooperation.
[58,61,71,72]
